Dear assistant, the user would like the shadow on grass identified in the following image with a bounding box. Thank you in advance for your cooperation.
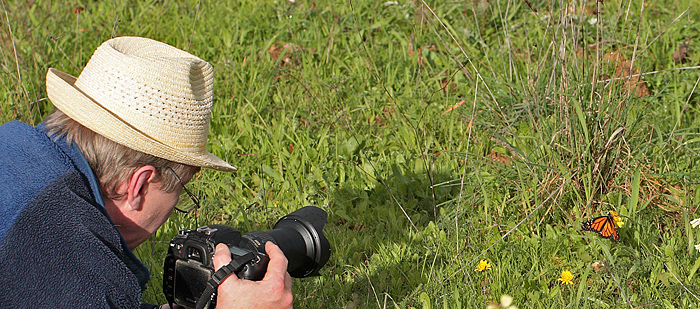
[298,166,467,308]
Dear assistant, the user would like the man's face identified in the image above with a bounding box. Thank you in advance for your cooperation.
[137,179,186,242]
[106,168,193,250]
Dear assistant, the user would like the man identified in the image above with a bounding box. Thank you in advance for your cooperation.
[0,36,292,308]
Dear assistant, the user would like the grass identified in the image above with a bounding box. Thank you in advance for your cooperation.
[2,0,700,307]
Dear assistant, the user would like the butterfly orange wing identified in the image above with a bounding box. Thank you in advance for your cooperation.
[582,215,620,241]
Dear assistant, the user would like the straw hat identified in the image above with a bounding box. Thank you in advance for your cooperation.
[45,36,235,171]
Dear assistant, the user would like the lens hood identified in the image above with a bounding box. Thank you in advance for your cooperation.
[241,206,331,278]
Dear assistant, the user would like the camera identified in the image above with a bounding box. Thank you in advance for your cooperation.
[163,206,331,308]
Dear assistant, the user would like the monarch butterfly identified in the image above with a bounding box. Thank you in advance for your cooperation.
[582,211,621,241]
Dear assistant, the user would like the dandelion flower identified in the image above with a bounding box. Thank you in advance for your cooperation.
[558,270,574,285]
[475,260,492,272]
[610,211,624,228]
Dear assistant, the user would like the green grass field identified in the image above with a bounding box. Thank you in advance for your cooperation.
[2,0,700,307]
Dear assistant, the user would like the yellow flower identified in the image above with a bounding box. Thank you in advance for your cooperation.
[475,260,492,272]
[558,270,574,285]
[610,211,624,228]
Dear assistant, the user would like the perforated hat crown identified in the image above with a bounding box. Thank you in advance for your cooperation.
[46,36,235,171]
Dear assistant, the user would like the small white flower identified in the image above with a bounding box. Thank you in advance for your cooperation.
[695,244,700,253]
[691,218,700,228]
[501,294,518,309]
[588,17,598,25]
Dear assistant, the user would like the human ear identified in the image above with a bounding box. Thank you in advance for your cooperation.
[126,165,157,211]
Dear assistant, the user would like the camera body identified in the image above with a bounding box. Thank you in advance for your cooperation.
[163,206,331,308]
[163,225,268,308]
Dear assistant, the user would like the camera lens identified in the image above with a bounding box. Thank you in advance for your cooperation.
[239,206,331,278]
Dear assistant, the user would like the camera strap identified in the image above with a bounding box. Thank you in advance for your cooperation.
[196,252,257,309]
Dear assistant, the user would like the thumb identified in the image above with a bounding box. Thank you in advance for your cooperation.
[213,243,233,271]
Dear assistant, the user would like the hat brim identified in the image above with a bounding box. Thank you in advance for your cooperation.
[46,68,236,172]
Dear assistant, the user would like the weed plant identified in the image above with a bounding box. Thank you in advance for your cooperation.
[2,0,700,307]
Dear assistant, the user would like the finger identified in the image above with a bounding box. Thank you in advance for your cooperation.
[263,242,289,280]
[213,243,232,271]
[284,272,292,290]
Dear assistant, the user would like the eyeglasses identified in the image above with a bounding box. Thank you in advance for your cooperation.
[167,167,200,214]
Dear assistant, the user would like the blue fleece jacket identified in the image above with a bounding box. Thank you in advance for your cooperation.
[0,121,151,307]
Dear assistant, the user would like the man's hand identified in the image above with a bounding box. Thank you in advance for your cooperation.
[212,242,293,309]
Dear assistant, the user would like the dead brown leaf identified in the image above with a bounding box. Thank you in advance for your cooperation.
[614,60,650,97]
[442,100,466,115]
[487,151,511,167]
[591,261,608,273]
[441,70,457,93]
[603,50,626,63]
[603,51,650,97]
[267,42,314,67]
[633,80,651,97]
[267,43,298,66]
[673,41,690,64]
